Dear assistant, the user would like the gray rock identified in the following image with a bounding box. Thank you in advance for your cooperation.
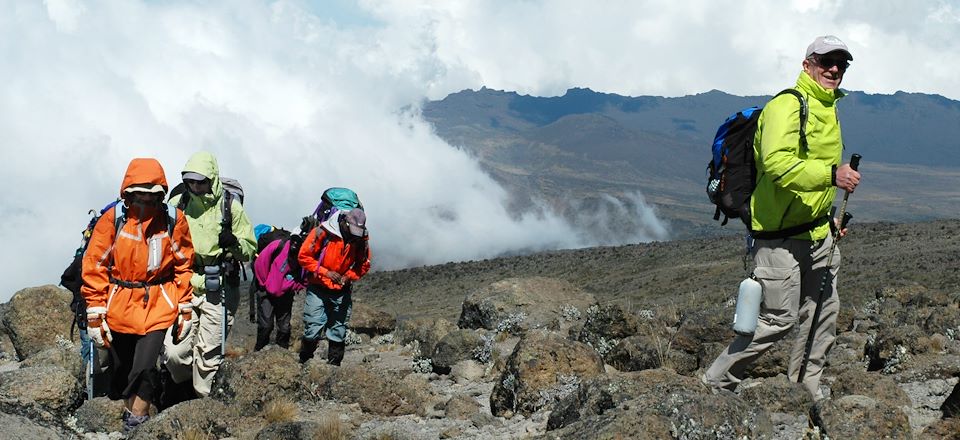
[445,394,481,420]
[545,391,773,440]
[865,324,926,373]
[395,317,456,358]
[21,346,83,382]
[458,277,595,334]
[210,345,303,416]
[0,365,82,422]
[605,335,697,374]
[811,395,912,439]
[256,421,325,439]
[738,374,813,416]
[1,285,74,360]
[129,398,235,440]
[431,329,485,373]
[572,303,643,358]
[831,367,911,407]
[350,302,396,336]
[672,305,732,355]
[0,411,73,439]
[490,329,605,417]
[73,396,125,433]
[547,368,704,430]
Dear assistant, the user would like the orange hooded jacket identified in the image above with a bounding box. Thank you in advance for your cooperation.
[81,158,195,335]
[298,212,371,290]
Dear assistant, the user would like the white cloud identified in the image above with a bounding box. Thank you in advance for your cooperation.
[1,0,957,301]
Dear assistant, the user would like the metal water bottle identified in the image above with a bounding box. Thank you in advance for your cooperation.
[732,276,762,336]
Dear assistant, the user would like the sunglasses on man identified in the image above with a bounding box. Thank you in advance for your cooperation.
[813,54,850,71]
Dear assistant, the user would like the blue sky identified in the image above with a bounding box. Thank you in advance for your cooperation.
[1,0,957,300]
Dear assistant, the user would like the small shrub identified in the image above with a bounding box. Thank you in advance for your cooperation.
[316,414,349,440]
[263,397,299,423]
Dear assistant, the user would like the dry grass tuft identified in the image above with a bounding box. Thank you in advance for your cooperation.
[314,414,349,440]
[263,396,299,423]
[179,428,210,440]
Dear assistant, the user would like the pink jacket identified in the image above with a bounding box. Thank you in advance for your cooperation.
[254,239,304,297]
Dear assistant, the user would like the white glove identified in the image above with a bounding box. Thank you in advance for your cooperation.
[173,303,193,344]
[86,306,113,349]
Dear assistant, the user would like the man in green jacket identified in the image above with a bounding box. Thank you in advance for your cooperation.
[703,36,862,399]
[162,151,256,398]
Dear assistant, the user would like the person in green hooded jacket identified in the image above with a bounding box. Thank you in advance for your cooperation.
[161,151,256,399]
[703,36,862,399]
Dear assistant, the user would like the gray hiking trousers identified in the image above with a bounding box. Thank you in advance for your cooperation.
[704,233,840,399]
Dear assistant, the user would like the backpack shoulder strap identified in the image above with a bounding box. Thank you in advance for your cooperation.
[166,203,178,237]
[775,88,808,151]
[113,203,125,237]
[221,189,234,231]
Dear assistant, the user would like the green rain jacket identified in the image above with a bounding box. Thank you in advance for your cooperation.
[169,152,256,292]
[750,71,844,241]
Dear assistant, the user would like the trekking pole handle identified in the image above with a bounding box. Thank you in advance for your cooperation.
[849,154,861,171]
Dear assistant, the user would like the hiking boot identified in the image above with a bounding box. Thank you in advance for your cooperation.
[276,331,291,349]
[122,411,149,433]
[299,338,319,364]
[254,329,271,351]
[327,340,345,366]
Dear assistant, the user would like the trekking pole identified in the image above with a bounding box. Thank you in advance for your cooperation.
[87,338,95,400]
[798,154,860,384]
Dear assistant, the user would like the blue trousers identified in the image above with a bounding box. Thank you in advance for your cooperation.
[303,285,352,343]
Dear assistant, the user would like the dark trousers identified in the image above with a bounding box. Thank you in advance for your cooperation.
[255,291,294,351]
[108,330,165,403]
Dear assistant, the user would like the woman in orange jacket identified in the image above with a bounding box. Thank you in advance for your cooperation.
[81,158,194,433]
[297,208,371,365]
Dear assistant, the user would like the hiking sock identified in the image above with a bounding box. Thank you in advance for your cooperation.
[327,340,345,366]
[122,412,149,433]
[299,338,319,363]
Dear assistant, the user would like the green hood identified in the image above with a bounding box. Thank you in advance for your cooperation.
[182,151,223,203]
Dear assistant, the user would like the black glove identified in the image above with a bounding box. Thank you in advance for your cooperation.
[218,228,239,249]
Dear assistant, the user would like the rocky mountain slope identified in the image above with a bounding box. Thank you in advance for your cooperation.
[0,219,959,438]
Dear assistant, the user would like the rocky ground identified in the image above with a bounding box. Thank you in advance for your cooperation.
[1,220,960,438]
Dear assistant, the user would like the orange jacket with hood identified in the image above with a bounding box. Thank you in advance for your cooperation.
[81,158,195,335]
[298,210,371,290]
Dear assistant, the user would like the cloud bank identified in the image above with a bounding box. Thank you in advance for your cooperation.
[1,0,958,300]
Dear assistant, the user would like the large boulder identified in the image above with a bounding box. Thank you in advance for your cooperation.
[350,302,396,336]
[671,305,732,355]
[1,285,74,360]
[129,398,236,440]
[73,396,125,434]
[737,375,813,416]
[545,391,773,439]
[210,346,303,416]
[21,346,83,382]
[490,329,605,417]
[811,395,912,439]
[606,335,697,375]
[865,324,926,373]
[431,329,486,374]
[394,317,456,358]
[0,411,71,439]
[573,303,643,358]
[830,368,911,407]
[256,421,326,440]
[458,277,595,334]
[0,365,82,423]
[300,362,430,416]
[548,368,704,430]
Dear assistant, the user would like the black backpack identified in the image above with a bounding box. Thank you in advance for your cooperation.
[706,89,807,228]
